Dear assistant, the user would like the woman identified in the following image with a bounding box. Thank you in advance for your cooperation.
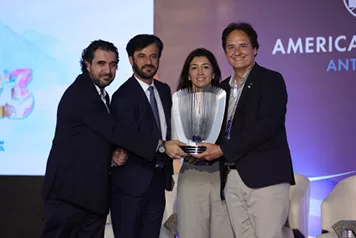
[172,48,234,238]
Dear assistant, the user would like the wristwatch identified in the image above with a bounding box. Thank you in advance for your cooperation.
[158,140,166,153]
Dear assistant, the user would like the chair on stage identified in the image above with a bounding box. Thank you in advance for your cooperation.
[283,173,311,238]
[316,175,356,238]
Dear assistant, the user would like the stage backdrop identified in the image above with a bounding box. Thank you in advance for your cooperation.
[155,0,356,237]
[0,1,154,236]
[0,0,154,176]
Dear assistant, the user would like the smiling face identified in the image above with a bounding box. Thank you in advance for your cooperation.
[86,49,117,88]
[224,30,257,75]
[188,56,214,90]
[129,43,159,82]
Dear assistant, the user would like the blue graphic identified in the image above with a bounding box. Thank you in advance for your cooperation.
[0,141,4,151]
[0,0,154,176]
[327,58,356,72]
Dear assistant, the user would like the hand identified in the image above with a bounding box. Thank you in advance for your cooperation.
[165,140,187,160]
[112,148,128,166]
[193,143,223,161]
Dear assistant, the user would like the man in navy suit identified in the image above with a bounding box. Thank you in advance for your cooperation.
[195,22,295,238]
[109,34,184,238]
[40,40,184,238]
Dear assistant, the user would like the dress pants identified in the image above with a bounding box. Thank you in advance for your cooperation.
[224,169,290,238]
[40,199,106,238]
[177,163,234,238]
[111,167,166,238]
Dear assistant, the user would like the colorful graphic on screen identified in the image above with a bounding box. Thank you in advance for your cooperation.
[0,69,34,119]
[0,0,154,175]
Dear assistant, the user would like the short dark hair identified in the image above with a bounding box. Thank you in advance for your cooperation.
[176,48,222,91]
[80,40,119,73]
[126,34,164,58]
[221,22,259,52]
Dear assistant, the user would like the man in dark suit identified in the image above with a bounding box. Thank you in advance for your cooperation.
[195,23,295,238]
[40,40,184,238]
[109,34,184,238]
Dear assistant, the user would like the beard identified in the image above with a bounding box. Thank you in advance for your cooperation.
[132,61,158,80]
[90,72,114,88]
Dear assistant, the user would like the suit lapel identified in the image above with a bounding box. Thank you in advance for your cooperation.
[221,79,230,121]
[78,73,111,113]
[218,79,231,139]
[234,64,260,117]
[78,73,102,99]
[128,76,162,137]
[128,76,152,108]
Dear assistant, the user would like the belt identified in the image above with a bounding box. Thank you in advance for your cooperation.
[227,164,237,170]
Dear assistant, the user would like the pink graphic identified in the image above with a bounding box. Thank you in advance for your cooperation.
[0,69,34,119]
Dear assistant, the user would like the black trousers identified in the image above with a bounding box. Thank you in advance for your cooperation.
[110,168,166,238]
[40,199,106,238]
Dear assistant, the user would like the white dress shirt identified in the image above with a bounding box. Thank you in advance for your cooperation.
[135,75,167,141]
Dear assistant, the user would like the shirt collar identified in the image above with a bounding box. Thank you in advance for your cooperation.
[134,74,155,92]
[229,63,254,88]
[94,84,106,97]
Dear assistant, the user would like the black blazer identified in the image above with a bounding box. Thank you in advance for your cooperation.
[42,73,159,215]
[219,63,295,190]
[109,76,173,197]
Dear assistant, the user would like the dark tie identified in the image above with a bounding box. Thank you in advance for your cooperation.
[100,89,110,113]
[148,86,161,136]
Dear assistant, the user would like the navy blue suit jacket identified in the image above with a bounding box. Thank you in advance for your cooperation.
[42,73,159,215]
[218,64,295,192]
[109,76,173,197]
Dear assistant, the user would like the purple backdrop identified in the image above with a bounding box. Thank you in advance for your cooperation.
[218,2,356,235]
[155,0,356,236]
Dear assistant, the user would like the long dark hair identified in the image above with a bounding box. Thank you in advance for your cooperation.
[176,48,221,91]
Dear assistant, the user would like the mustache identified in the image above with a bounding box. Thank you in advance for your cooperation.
[142,64,155,70]
[99,73,113,78]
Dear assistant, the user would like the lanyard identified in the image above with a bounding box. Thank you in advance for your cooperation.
[224,82,243,139]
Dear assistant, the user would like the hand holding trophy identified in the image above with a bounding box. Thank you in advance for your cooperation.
[172,85,226,164]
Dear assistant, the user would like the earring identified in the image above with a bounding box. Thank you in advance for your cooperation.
[188,77,191,81]
[212,74,215,79]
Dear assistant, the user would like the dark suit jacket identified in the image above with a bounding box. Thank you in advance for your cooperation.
[42,73,159,215]
[109,76,173,197]
[219,63,295,191]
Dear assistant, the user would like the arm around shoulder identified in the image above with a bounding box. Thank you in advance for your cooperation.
[79,93,159,161]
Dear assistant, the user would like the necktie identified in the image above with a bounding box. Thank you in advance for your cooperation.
[148,86,165,168]
[100,89,110,113]
[148,86,161,135]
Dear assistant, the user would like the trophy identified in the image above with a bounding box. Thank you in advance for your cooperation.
[172,86,226,155]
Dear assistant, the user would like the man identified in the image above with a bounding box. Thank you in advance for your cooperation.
[195,22,295,238]
[41,40,183,238]
[109,34,184,238]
